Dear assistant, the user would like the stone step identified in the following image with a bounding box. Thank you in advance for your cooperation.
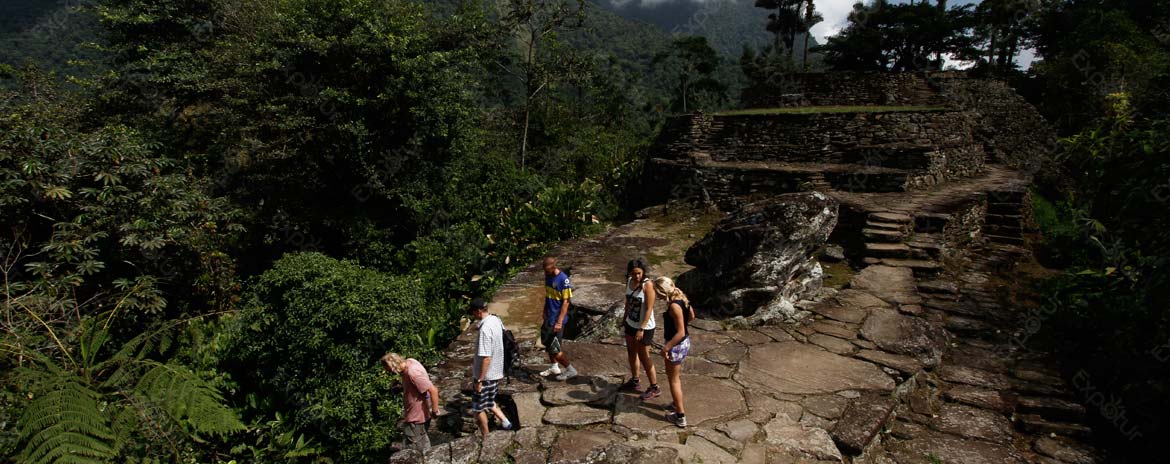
[1017,414,1093,438]
[917,280,959,295]
[876,258,943,276]
[869,212,913,224]
[985,213,1023,226]
[866,220,907,232]
[984,224,1021,235]
[863,228,907,242]
[988,203,1023,215]
[908,243,942,260]
[944,315,995,335]
[865,242,912,258]
[986,234,1025,246]
[830,395,897,455]
[1018,396,1087,423]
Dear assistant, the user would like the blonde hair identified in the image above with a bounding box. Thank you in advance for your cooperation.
[653,276,689,305]
[381,352,406,372]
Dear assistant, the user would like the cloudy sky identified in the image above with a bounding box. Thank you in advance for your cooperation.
[606,0,1036,68]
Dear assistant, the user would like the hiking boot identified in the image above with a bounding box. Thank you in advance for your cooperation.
[620,378,641,392]
[539,364,562,377]
[639,384,661,401]
[555,365,578,381]
[666,412,687,428]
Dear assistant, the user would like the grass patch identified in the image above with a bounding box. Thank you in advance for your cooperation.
[713,105,949,116]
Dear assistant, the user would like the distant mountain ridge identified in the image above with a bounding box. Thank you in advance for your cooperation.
[597,0,819,57]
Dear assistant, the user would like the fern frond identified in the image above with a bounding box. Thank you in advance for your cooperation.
[129,362,245,437]
[18,381,116,464]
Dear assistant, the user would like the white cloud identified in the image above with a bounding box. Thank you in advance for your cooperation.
[811,0,859,43]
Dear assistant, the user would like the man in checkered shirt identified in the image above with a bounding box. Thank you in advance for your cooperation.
[467,298,512,435]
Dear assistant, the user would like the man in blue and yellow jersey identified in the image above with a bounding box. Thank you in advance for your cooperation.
[539,255,578,380]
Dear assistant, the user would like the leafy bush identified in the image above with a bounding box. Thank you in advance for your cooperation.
[1033,97,1170,457]
[9,319,244,464]
[221,252,444,463]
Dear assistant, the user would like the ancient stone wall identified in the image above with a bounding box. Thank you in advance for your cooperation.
[932,75,1059,179]
[741,71,952,108]
[697,110,979,164]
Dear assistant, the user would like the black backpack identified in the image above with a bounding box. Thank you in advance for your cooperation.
[502,327,521,378]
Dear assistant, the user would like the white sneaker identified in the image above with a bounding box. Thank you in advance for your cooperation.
[539,364,562,377]
[555,365,578,381]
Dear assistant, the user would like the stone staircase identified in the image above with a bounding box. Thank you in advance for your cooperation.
[861,211,944,277]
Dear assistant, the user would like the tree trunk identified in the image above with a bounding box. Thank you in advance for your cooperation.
[802,32,810,69]
[520,26,537,169]
[987,29,996,72]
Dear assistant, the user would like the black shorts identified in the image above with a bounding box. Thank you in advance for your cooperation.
[541,324,564,355]
[625,324,655,341]
[471,379,499,413]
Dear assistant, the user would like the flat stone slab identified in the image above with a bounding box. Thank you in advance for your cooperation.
[560,341,638,377]
[860,307,945,365]
[613,374,746,432]
[808,333,858,355]
[512,391,546,428]
[1034,436,1096,464]
[541,377,618,406]
[737,342,894,395]
[659,434,738,464]
[726,329,774,345]
[478,431,515,464]
[689,330,735,354]
[684,356,735,379]
[704,343,749,364]
[855,349,924,375]
[800,394,848,420]
[886,435,1025,464]
[581,442,680,464]
[831,394,896,455]
[943,385,1015,413]
[850,265,921,305]
[543,404,611,426]
[549,429,622,462]
[808,301,870,325]
[690,318,724,331]
[938,364,1012,390]
[569,282,624,313]
[870,212,912,223]
[808,320,857,339]
[756,324,797,342]
[763,415,844,461]
[716,418,762,442]
[929,403,1013,444]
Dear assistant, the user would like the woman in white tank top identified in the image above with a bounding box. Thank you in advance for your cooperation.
[619,258,661,400]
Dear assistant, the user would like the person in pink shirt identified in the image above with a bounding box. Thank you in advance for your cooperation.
[382,352,444,452]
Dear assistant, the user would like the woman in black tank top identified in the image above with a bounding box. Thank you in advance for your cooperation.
[654,276,695,428]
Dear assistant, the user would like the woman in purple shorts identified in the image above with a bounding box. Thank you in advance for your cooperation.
[654,276,695,428]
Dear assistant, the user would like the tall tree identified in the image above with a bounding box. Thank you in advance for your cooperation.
[653,36,726,113]
[800,0,824,69]
[755,0,804,60]
[499,0,586,168]
[818,0,973,71]
[974,0,1038,74]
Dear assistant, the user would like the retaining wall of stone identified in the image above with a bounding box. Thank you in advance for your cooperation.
[697,110,980,165]
[741,71,951,108]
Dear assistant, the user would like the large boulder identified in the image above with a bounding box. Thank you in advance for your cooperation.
[678,192,838,322]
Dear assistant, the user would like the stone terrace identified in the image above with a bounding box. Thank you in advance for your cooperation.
[393,73,1097,463]
[400,243,1098,463]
